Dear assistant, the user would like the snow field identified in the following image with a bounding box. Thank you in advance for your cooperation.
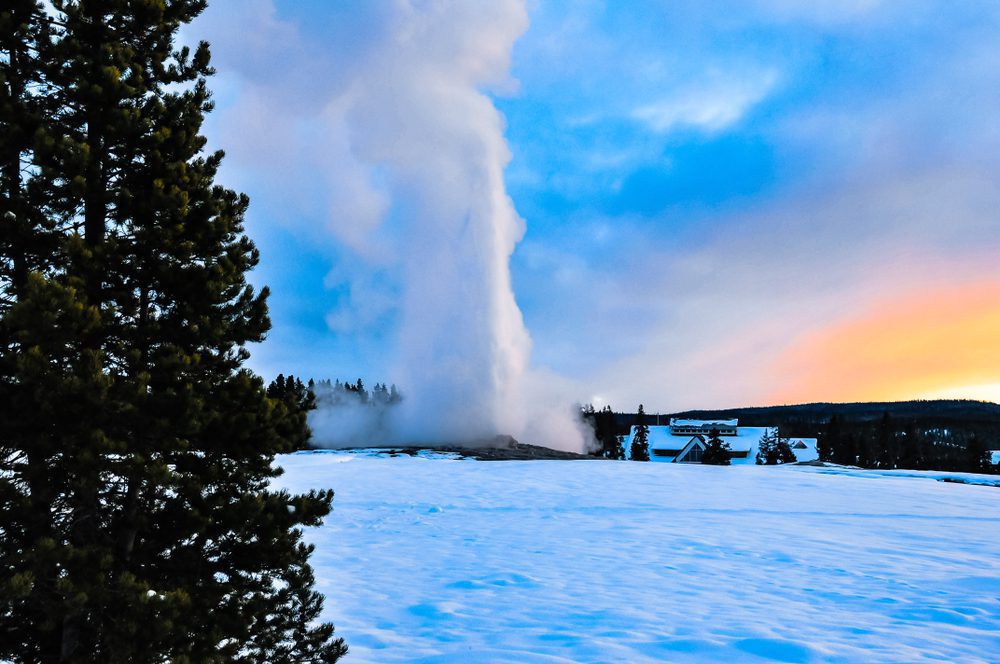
[274,452,1000,663]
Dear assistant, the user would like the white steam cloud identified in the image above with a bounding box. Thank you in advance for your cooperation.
[301,1,590,451]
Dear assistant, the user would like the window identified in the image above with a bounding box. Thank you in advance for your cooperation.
[653,449,683,457]
[683,447,703,462]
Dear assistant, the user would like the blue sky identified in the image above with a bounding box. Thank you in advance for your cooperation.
[193,0,1000,411]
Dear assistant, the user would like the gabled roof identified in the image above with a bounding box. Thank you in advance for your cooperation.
[674,436,707,463]
[787,438,819,463]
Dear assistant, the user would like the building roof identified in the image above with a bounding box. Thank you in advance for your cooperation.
[632,425,691,453]
[625,426,819,463]
[627,425,770,462]
[674,436,707,463]
[670,418,739,428]
[787,438,819,463]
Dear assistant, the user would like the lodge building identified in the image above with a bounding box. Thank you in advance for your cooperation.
[623,418,818,464]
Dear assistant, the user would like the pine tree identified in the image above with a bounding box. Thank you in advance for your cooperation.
[819,415,841,462]
[857,430,877,468]
[832,430,858,466]
[701,428,732,465]
[2,1,61,292]
[631,404,650,461]
[610,435,625,460]
[875,412,897,469]
[267,374,317,451]
[0,2,346,660]
[598,406,623,459]
[2,4,96,657]
[756,428,796,465]
[582,404,621,458]
[965,434,991,474]
[899,421,923,469]
[776,435,797,464]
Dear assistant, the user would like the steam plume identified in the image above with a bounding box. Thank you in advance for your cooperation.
[307,0,590,452]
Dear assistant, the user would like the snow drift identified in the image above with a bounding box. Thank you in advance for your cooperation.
[277,453,1000,662]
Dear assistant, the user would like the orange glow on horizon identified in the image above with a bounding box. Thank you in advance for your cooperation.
[769,281,1000,404]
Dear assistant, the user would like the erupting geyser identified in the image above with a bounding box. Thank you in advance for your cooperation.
[308,0,590,452]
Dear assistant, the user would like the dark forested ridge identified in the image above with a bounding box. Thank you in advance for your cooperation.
[671,400,1000,426]
[603,400,1000,472]
[611,400,1000,432]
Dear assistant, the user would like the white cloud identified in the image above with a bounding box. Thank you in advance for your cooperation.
[632,70,779,134]
[540,163,1000,412]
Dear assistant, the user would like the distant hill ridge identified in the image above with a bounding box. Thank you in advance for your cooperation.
[612,399,1000,437]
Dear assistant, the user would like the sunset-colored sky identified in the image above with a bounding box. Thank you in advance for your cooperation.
[192,0,1000,412]
[770,281,1000,404]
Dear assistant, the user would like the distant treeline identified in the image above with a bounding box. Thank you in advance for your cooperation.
[268,375,402,408]
[588,400,1000,473]
[266,375,402,449]
[310,378,402,408]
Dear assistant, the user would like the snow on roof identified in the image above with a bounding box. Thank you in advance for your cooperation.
[627,425,770,461]
[629,425,690,452]
[714,427,769,453]
[626,426,820,463]
[670,418,739,427]
[788,438,819,463]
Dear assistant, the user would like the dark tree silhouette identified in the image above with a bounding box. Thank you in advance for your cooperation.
[631,404,650,461]
[0,3,346,660]
[701,428,732,465]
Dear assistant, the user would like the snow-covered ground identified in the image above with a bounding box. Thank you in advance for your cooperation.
[275,451,1000,663]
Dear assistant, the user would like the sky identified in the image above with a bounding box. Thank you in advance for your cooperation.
[190,0,1000,414]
